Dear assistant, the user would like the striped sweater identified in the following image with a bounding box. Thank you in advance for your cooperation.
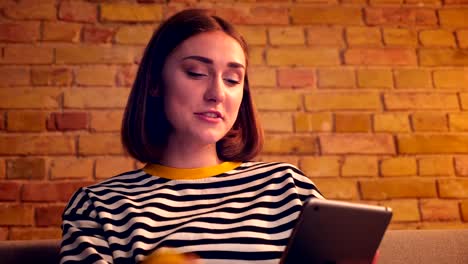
[60,161,323,264]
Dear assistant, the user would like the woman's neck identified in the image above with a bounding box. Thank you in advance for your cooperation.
[159,138,222,169]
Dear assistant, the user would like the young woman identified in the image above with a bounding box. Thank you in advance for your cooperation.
[59,9,323,264]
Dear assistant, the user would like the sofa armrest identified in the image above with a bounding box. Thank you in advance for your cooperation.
[0,239,61,264]
[378,229,468,264]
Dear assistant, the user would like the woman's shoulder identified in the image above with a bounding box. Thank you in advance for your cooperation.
[241,160,316,183]
[63,168,157,211]
[241,160,323,198]
[68,168,155,200]
[239,160,304,174]
[232,161,308,182]
[87,168,149,189]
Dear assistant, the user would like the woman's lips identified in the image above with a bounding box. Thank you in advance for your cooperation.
[194,112,222,123]
[194,110,223,118]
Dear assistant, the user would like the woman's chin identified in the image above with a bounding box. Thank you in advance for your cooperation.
[196,132,226,145]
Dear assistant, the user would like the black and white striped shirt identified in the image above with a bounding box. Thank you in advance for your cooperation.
[60,161,323,264]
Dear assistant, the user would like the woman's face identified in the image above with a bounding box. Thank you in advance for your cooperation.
[161,31,246,147]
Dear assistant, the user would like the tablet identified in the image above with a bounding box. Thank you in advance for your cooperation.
[280,199,392,264]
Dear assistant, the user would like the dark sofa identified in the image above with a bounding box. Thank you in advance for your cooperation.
[0,229,467,263]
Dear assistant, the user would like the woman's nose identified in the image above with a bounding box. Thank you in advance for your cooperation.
[204,75,225,103]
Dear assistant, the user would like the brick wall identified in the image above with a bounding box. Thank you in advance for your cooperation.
[1,0,468,240]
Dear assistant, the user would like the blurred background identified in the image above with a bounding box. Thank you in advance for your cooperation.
[0,0,468,241]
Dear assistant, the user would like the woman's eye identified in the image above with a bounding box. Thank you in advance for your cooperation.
[186,71,207,78]
[224,78,240,85]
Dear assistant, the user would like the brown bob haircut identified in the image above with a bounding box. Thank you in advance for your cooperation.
[121,8,263,164]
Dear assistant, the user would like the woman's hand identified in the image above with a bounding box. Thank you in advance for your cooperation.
[141,248,201,264]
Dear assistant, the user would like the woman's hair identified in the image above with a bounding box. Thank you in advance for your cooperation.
[121,8,263,164]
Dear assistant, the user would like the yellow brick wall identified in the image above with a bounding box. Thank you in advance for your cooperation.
[1,0,468,240]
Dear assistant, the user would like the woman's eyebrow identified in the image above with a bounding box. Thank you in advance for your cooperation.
[182,55,245,69]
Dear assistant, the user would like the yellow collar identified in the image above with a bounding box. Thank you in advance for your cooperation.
[143,162,242,180]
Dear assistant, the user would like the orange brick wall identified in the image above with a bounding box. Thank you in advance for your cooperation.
[1,0,468,240]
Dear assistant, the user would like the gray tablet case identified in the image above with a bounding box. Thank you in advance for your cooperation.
[281,199,393,264]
